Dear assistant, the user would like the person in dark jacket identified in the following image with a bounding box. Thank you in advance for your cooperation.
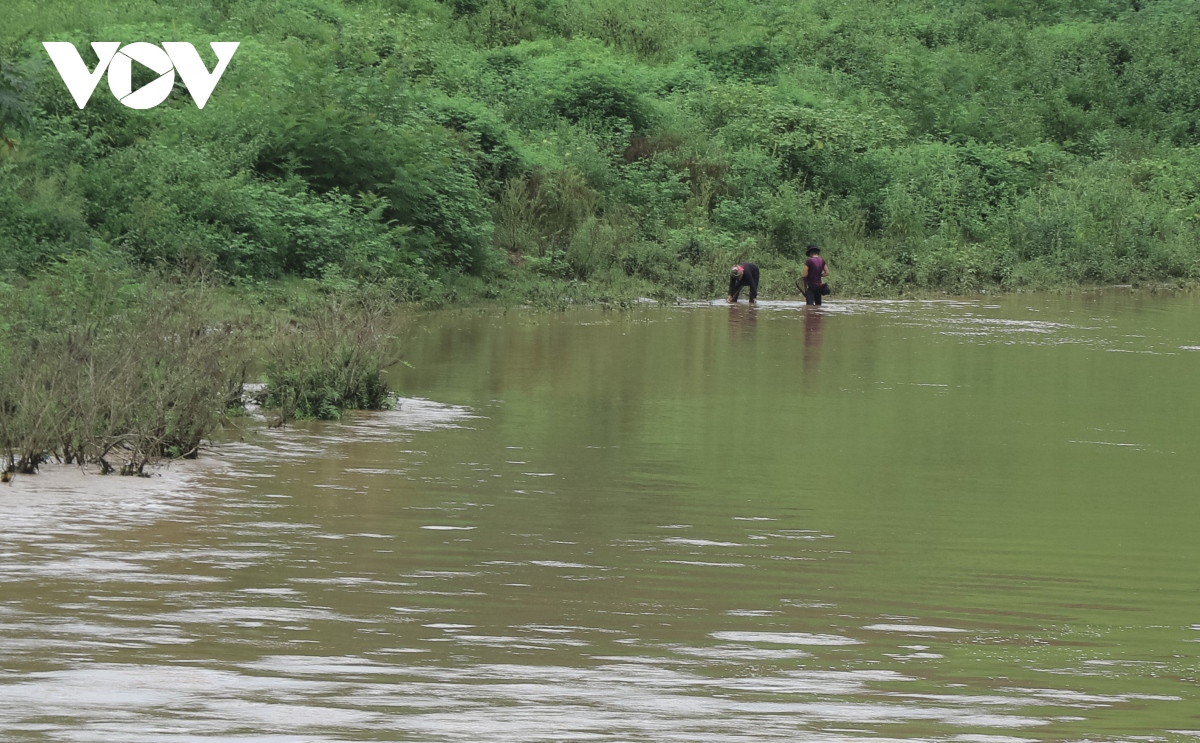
[727,262,759,304]
[798,245,829,305]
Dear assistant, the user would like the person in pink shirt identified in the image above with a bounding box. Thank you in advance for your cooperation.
[799,244,829,305]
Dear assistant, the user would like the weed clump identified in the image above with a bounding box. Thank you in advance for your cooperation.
[263,290,401,423]
[0,257,408,476]
[0,257,247,475]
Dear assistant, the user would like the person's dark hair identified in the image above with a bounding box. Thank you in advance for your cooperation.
[805,244,820,256]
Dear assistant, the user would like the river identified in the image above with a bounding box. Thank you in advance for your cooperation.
[2,293,1198,741]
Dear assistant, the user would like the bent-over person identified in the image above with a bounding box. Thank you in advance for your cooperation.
[727,262,759,304]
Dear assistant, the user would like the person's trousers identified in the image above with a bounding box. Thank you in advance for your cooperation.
[805,287,823,305]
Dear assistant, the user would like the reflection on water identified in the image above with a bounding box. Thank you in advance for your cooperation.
[2,295,1200,741]
[727,303,758,344]
[804,308,824,371]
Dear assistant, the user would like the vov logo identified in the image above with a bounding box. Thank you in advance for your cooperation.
[43,42,239,110]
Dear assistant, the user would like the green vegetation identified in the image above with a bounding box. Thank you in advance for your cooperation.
[3,0,1200,298]
[0,257,402,475]
[263,290,399,423]
[0,256,244,474]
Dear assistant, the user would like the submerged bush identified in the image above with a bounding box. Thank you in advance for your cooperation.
[263,291,401,422]
[0,257,247,475]
[0,255,409,476]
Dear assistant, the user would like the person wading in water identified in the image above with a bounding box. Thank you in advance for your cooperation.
[727,262,759,305]
[798,245,829,305]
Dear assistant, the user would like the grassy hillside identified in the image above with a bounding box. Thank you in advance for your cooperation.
[4,0,1200,299]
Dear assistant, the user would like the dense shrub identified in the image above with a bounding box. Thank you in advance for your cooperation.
[0,256,247,475]
[263,292,400,421]
[0,255,411,475]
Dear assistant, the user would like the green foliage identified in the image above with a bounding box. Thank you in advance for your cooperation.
[264,347,391,421]
[0,59,33,147]
[5,0,1200,297]
[552,67,651,132]
[263,292,399,420]
[0,255,248,475]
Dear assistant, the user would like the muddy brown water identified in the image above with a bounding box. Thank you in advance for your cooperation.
[2,294,1199,741]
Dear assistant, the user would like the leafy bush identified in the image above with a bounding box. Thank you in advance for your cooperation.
[553,68,651,132]
[264,292,400,421]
